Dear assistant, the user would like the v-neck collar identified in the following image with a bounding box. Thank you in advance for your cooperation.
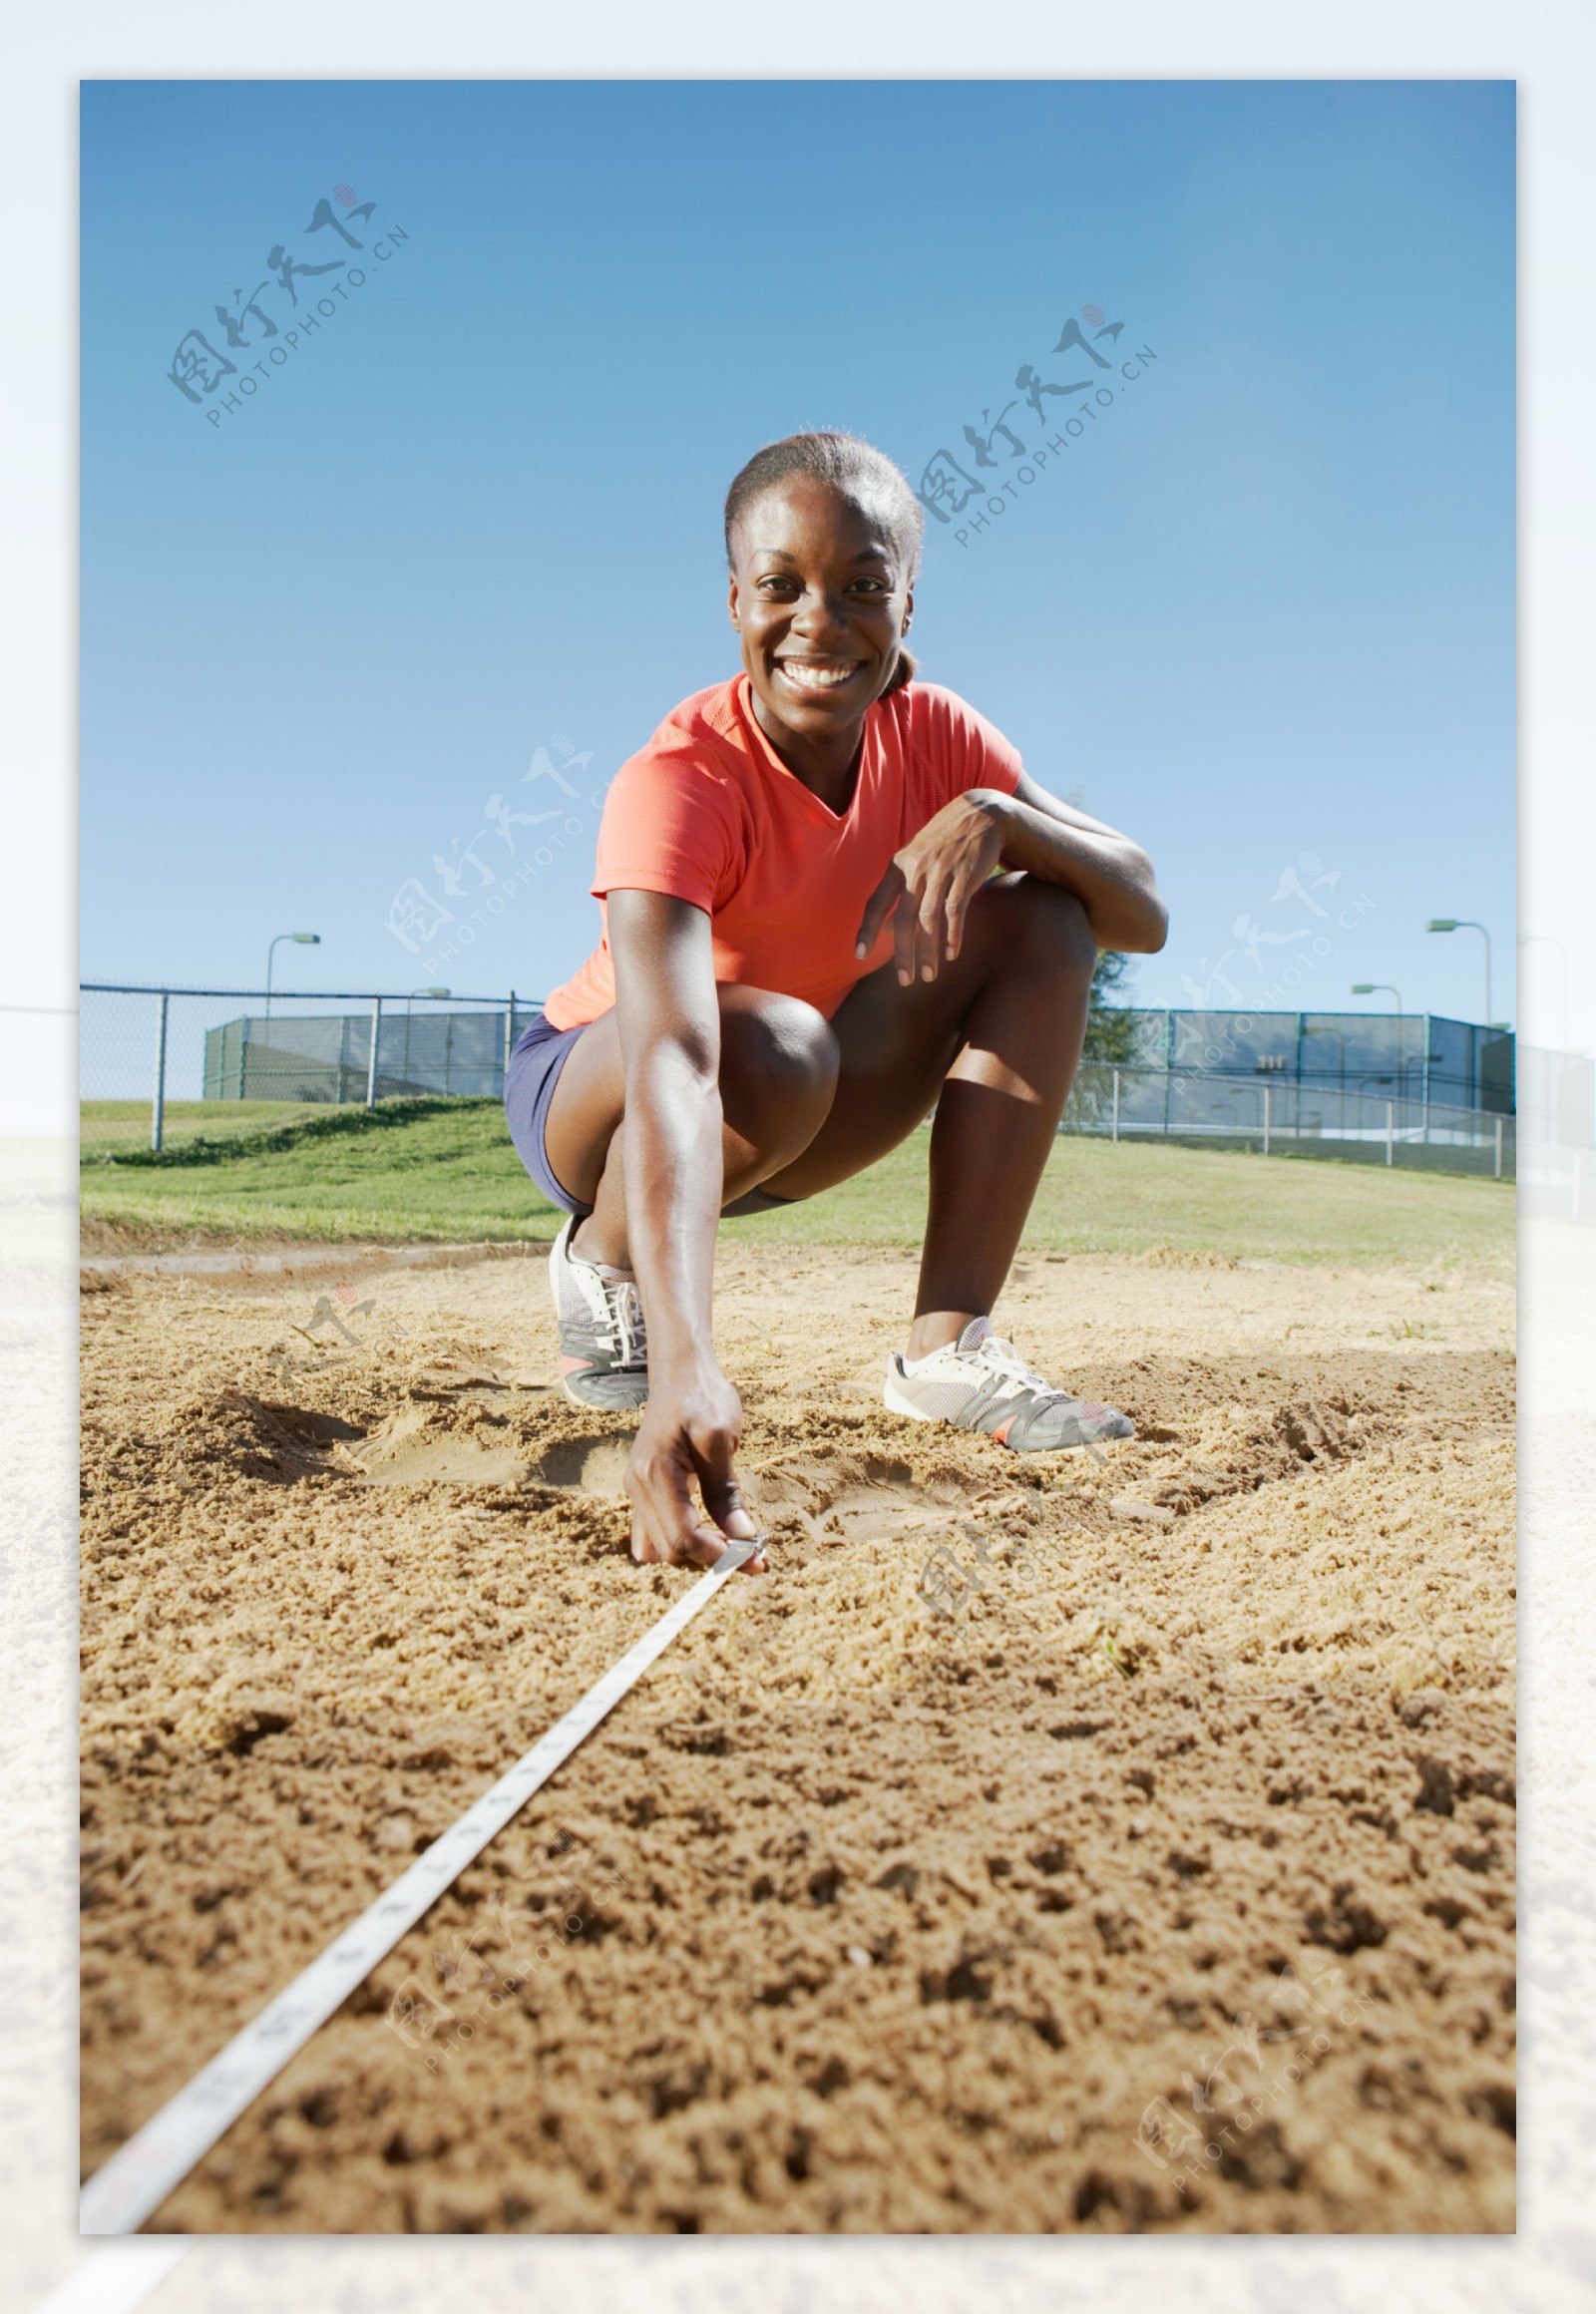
[734,672,873,827]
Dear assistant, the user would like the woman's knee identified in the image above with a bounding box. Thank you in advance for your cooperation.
[979,872,1097,979]
[718,989,840,1141]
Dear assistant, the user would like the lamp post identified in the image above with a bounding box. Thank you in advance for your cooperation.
[1517,935,1568,1051]
[1425,920,1494,1028]
[1352,985,1415,1106]
[265,932,320,1019]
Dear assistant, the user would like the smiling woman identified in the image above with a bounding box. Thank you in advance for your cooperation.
[503,431,1168,1575]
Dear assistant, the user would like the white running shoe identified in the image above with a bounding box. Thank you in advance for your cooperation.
[550,1216,649,1410]
[884,1316,1133,1452]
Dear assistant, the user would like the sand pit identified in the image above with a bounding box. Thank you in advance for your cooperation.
[80,1237,1515,2233]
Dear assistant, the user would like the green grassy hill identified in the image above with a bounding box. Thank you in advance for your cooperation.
[82,1097,1513,1269]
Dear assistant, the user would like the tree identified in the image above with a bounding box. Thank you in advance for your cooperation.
[1082,948,1141,1064]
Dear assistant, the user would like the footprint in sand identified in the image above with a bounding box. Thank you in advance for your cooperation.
[347,1403,529,1489]
[748,1450,977,1544]
[528,1435,633,1499]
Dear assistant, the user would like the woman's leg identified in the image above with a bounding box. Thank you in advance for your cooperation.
[542,984,839,1271]
[761,872,1097,1356]
[544,872,1094,1349]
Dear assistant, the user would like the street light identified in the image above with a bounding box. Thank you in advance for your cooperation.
[1517,935,1568,1051]
[1352,986,1412,1101]
[1425,920,1495,1028]
[265,932,320,1018]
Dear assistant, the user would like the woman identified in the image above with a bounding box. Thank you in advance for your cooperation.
[506,433,1167,1577]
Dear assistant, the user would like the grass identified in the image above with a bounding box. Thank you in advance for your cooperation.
[81,1096,1514,1269]
[81,1100,340,1154]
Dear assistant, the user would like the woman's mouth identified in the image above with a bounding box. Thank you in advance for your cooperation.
[774,657,864,696]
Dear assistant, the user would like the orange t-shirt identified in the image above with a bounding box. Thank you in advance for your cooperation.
[542,674,1025,1029]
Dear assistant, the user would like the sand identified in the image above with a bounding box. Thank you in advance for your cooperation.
[80,1237,1515,2233]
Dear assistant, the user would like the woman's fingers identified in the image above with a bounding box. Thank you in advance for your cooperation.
[855,863,906,961]
[861,854,972,985]
[942,871,979,963]
[896,873,957,984]
[876,797,1009,984]
[628,1462,728,1570]
[695,1437,768,1576]
[630,1507,737,1572]
[626,1424,767,1574]
[894,870,937,984]
[917,876,960,978]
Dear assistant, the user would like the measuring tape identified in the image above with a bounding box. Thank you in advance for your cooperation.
[80,1536,761,2235]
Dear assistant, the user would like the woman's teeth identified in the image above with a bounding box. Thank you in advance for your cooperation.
[778,660,859,691]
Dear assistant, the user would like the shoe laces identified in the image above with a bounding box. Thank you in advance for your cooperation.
[968,1328,1074,1408]
[596,1270,645,1366]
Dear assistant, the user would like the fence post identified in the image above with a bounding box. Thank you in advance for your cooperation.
[1493,1114,1503,1181]
[366,995,382,1110]
[504,988,516,1087]
[1111,1068,1120,1145]
[1386,1101,1395,1168]
[1263,1082,1271,1156]
[151,990,170,1153]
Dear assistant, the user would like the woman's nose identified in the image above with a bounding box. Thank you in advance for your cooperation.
[790,586,851,635]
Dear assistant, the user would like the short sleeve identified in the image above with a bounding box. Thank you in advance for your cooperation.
[910,682,1024,807]
[952,691,1024,797]
[591,743,745,913]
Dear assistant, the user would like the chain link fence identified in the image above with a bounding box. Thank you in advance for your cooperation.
[1062,1062,1514,1177]
[80,986,540,1153]
[79,983,1537,1182]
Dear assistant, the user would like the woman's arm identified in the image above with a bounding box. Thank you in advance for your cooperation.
[607,888,760,1570]
[855,772,1167,985]
[997,770,1168,954]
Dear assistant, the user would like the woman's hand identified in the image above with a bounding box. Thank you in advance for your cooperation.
[625,1359,767,1574]
[855,790,1011,985]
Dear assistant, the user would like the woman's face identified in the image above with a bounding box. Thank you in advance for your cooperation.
[727,476,914,746]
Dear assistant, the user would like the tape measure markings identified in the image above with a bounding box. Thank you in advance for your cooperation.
[80,1536,759,2236]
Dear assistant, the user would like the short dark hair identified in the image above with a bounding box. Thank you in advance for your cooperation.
[724,431,924,695]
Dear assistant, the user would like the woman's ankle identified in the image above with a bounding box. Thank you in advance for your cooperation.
[905,1310,978,1362]
[571,1216,630,1272]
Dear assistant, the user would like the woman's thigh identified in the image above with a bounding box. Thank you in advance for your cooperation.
[541,983,841,1210]
[762,871,1091,1202]
[539,1007,627,1210]
[755,961,966,1201]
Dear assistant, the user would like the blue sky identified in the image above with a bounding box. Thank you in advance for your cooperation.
[81,78,1514,1036]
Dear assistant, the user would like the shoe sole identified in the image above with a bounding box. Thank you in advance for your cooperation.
[562,1374,648,1412]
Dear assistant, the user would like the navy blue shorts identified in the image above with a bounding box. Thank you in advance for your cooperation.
[504,1006,797,1223]
[505,1011,594,1217]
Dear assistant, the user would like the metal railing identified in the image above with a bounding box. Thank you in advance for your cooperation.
[80,987,1524,1182]
[1060,1063,1515,1178]
[80,984,541,1151]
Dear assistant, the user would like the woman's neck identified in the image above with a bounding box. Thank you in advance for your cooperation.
[747,689,866,812]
